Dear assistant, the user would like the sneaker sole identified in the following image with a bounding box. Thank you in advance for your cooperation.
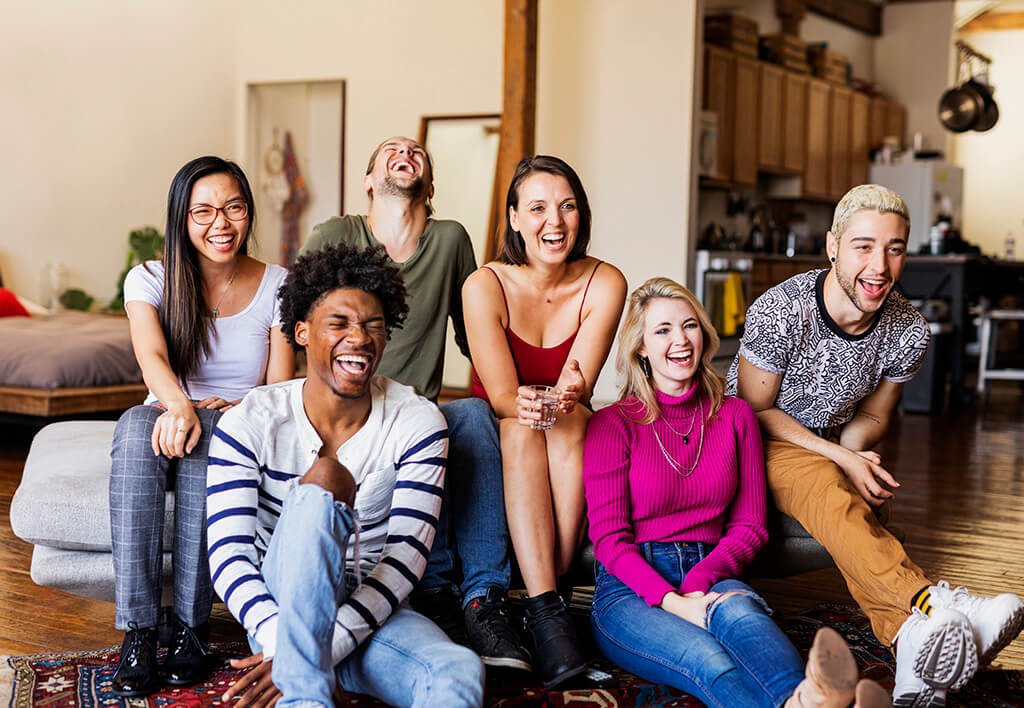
[978,599,1024,667]
[893,685,945,708]
[480,655,533,672]
[912,613,977,690]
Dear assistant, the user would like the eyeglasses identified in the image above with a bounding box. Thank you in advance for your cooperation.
[188,202,249,225]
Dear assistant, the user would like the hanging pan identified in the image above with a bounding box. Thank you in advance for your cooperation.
[938,59,983,133]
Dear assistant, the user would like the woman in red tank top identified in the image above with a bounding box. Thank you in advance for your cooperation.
[463,155,627,688]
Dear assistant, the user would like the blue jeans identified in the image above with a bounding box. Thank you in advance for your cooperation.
[255,483,484,707]
[109,404,220,630]
[591,542,804,708]
[420,397,510,605]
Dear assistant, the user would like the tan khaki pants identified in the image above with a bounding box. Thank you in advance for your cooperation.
[765,438,930,645]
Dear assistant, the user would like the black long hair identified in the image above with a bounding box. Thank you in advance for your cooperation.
[497,155,592,266]
[161,156,255,389]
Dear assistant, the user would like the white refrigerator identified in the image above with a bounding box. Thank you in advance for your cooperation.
[869,162,964,254]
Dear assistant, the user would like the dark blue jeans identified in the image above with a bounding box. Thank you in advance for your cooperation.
[591,541,804,708]
[420,397,510,605]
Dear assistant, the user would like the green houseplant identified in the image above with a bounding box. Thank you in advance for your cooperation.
[104,226,165,312]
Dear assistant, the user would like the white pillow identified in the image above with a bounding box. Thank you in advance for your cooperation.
[16,294,49,316]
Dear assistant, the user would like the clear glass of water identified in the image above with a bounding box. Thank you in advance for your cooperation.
[528,385,560,430]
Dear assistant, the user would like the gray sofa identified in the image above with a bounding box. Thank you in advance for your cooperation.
[11,420,172,602]
[12,420,897,603]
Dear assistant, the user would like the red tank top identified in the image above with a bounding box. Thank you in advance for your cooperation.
[471,262,602,403]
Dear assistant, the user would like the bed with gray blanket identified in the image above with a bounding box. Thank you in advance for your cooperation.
[0,311,145,416]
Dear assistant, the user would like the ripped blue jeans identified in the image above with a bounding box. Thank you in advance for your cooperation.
[591,541,804,708]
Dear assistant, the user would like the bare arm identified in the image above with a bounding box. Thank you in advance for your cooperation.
[735,355,899,506]
[463,268,527,420]
[840,378,902,452]
[265,326,296,385]
[556,263,627,405]
[125,300,201,456]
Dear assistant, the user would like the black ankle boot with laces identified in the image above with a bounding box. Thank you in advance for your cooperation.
[163,618,210,686]
[524,590,587,688]
[111,622,159,697]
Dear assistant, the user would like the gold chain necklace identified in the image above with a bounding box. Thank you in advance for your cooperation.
[659,403,699,444]
[650,398,705,477]
[210,266,238,318]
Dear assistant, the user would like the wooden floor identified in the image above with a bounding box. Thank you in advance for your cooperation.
[2,384,1023,675]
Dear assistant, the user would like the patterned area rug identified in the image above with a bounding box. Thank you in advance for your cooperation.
[2,604,1022,707]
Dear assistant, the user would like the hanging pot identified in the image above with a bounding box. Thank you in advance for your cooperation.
[969,71,999,132]
[938,80,984,133]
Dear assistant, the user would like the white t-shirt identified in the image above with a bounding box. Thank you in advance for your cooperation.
[123,260,287,404]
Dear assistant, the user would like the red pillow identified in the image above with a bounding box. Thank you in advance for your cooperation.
[0,288,31,317]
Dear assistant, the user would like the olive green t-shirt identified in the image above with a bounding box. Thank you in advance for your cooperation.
[300,215,476,400]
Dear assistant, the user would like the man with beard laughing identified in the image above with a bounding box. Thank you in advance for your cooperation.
[205,244,484,707]
[300,136,530,672]
[728,184,1024,707]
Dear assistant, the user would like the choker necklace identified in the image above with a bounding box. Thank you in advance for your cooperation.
[651,398,705,477]
[210,266,238,318]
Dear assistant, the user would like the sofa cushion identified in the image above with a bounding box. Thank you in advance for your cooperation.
[30,545,172,603]
[11,420,174,552]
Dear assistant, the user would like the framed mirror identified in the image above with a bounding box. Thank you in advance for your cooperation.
[419,113,501,395]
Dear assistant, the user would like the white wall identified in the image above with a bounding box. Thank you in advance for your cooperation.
[232,1,503,225]
[953,30,1024,257]
[537,0,700,404]
[875,2,957,155]
[0,1,502,304]
[0,1,234,303]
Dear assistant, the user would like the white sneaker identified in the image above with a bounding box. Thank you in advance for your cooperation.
[929,580,1024,666]
[891,608,976,707]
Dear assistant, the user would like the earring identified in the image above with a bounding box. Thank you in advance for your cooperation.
[830,256,836,263]
[639,356,652,377]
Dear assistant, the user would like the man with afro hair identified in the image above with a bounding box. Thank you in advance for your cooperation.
[206,243,485,706]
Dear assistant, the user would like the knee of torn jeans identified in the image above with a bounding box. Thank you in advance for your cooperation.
[704,587,772,626]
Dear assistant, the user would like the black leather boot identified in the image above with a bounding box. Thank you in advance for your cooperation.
[162,619,210,686]
[111,623,159,697]
[524,590,586,689]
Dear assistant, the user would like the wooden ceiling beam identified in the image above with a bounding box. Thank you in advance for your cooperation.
[807,0,882,37]
[960,11,1024,33]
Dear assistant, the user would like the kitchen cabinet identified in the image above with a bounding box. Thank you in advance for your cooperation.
[870,96,887,149]
[703,45,734,182]
[758,63,785,172]
[782,72,808,173]
[870,95,907,149]
[700,44,905,197]
[733,55,760,186]
[829,87,852,200]
[885,101,907,148]
[803,78,831,199]
[850,91,871,186]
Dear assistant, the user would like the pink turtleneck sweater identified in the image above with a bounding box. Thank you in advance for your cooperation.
[583,386,768,606]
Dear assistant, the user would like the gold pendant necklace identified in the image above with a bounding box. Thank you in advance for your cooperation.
[210,266,238,318]
[659,403,699,444]
[651,398,705,477]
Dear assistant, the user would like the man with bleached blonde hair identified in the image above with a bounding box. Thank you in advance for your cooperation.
[729,184,1024,707]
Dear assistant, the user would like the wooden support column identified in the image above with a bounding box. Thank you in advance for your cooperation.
[486,0,537,262]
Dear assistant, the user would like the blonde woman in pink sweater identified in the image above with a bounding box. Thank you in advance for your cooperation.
[582,277,889,708]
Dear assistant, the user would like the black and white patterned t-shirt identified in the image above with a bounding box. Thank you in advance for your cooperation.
[726,269,930,432]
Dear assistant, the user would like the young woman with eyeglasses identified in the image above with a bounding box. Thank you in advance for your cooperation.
[108,156,294,697]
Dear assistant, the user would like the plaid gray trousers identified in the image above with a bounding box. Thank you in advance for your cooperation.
[109,404,221,630]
